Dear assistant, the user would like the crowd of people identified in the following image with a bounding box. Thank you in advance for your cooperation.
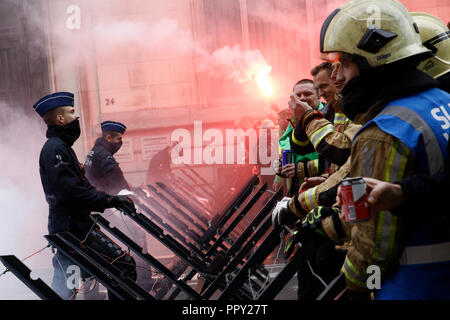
[32,0,449,300]
[271,2,450,300]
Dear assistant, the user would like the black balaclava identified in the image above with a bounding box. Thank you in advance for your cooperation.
[340,54,438,122]
[437,72,450,93]
[47,118,81,146]
[108,139,123,154]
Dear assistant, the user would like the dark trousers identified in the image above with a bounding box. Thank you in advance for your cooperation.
[297,242,346,300]
[51,228,137,300]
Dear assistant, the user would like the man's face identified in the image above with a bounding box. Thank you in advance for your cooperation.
[106,133,123,144]
[292,83,320,109]
[313,69,337,106]
[60,106,77,126]
[331,54,360,93]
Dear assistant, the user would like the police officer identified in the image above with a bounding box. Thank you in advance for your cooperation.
[84,121,155,292]
[84,121,130,195]
[34,92,137,299]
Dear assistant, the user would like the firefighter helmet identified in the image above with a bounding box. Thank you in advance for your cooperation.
[320,0,431,68]
[413,12,450,79]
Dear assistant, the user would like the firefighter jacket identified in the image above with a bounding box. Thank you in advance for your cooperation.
[362,87,450,300]
[39,127,109,240]
[321,85,450,298]
[288,109,362,217]
[84,137,129,195]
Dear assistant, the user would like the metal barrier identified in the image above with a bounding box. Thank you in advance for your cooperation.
[3,172,343,300]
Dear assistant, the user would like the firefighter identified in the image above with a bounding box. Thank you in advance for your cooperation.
[336,12,450,216]
[275,79,327,198]
[273,75,350,300]
[414,12,450,92]
[34,92,137,299]
[274,0,450,300]
[285,62,362,216]
[316,0,450,299]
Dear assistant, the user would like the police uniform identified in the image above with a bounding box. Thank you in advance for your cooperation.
[84,121,155,292]
[146,144,176,187]
[84,121,129,195]
[34,93,136,299]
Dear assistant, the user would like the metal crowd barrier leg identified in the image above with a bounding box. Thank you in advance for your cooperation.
[202,216,276,299]
[217,224,283,300]
[0,255,62,300]
[91,214,202,300]
[45,233,146,300]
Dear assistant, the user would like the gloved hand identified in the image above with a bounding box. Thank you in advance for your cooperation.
[108,195,136,213]
[283,207,334,259]
[271,197,299,227]
[283,229,302,260]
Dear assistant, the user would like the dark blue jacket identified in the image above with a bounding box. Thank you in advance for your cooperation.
[39,128,109,239]
[394,74,450,215]
[84,137,129,195]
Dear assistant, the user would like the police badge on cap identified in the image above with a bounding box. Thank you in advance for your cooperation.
[101,121,127,134]
[33,92,74,117]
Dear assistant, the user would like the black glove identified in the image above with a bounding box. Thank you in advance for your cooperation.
[108,195,136,213]
[283,207,334,260]
[283,229,302,260]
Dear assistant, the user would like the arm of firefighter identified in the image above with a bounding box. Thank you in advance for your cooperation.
[343,126,413,292]
[288,193,308,219]
[290,110,320,156]
[46,144,109,212]
[295,158,320,182]
[290,123,316,156]
[321,206,352,245]
[302,110,354,166]
[297,158,351,213]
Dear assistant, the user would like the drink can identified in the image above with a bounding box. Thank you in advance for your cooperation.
[282,149,292,166]
[341,177,370,222]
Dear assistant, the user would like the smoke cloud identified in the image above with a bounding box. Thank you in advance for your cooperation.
[54,16,272,92]
[0,103,53,299]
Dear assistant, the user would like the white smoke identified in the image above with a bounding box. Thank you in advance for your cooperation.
[247,1,307,33]
[54,17,272,91]
[0,103,52,299]
[247,0,348,33]
[196,44,272,84]
[94,18,197,54]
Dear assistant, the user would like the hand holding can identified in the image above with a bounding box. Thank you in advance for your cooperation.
[282,149,292,166]
[340,177,370,222]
